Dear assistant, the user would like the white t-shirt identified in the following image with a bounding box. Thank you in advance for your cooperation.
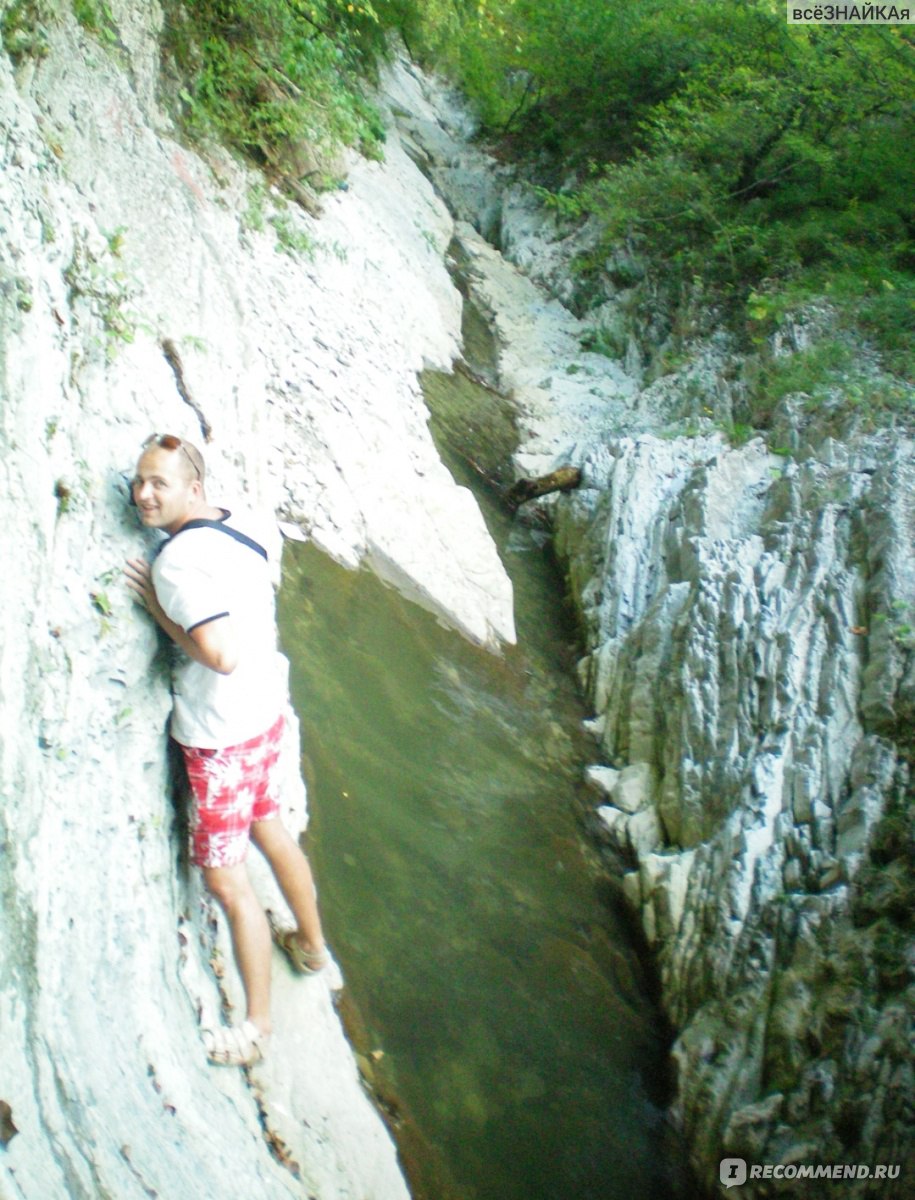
[151,509,287,749]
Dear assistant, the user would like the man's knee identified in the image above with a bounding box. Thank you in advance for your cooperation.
[203,863,251,911]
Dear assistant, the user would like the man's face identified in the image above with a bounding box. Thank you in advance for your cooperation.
[132,446,200,534]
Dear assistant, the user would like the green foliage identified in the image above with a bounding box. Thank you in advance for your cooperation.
[757,340,859,401]
[90,589,113,616]
[846,272,915,379]
[63,237,138,358]
[4,272,33,312]
[874,600,915,652]
[579,324,626,360]
[445,0,748,150]
[2,0,51,62]
[243,182,268,232]
[433,1,914,420]
[73,0,118,46]
[721,421,754,448]
[269,210,314,258]
[740,337,913,431]
[575,16,915,287]
[104,225,127,256]
[159,0,404,174]
[853,775,915,993]
[241,181,314,256]
[54,478,71,516]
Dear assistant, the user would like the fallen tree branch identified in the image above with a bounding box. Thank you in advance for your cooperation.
[506,465,582,510]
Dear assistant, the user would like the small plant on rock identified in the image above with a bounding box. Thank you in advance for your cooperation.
[64,235,140,359]
[874,600,915,653]
[2,0,50,63]
[72,0,118,47]
[269,211,313,259]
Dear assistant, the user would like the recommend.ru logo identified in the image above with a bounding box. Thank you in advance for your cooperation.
[719,1157,902,1187]
[720,1159,748,1188]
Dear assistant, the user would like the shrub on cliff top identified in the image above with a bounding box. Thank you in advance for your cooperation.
[159,0,394,176]
[156,1,481,172]
[440,1,915,396]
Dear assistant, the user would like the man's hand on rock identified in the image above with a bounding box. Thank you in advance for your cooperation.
[124,557,160,616]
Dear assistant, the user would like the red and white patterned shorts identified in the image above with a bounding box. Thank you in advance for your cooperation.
[180,714,284,868]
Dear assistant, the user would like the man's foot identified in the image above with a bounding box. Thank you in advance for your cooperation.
[202,1019,269,1067]
[273,926,329,975]
[267,908,328,974]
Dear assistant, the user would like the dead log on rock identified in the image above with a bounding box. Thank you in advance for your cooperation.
[506,466,582,510]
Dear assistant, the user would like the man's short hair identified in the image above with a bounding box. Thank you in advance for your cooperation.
[181,440,205,484]
[143,433,205,484]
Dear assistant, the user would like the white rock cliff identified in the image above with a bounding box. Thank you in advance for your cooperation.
[0,8,515,1199]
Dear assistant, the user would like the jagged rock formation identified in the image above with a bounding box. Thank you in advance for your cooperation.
[391,63,914,1199]
[0,11,516,1199]
[558,426,914,1195]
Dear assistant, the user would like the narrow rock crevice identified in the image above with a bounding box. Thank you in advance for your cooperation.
[160,338,212,443]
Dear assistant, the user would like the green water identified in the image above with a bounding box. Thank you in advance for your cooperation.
[277,375,685,1200]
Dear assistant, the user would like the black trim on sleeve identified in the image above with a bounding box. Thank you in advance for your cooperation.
[187,612,230,634]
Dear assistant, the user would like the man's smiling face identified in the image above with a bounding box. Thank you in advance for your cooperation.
[132,445,200,534]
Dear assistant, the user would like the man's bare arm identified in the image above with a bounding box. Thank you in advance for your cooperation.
[124,557,238,675]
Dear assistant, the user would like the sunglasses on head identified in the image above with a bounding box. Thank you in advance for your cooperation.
[142,433,201,480]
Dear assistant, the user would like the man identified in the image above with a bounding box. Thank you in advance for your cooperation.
[124,433,328,1068]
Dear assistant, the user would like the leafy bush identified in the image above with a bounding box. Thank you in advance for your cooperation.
[432,1,914,416]
[159,0,397,173]
[739,337,913,433]
[575,17,915,286]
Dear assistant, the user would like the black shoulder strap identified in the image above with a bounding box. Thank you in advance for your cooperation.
[157,518,268,561]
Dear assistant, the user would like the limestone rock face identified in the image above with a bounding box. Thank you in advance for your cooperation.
[555,432,914,1189]
[392,61,914,1198]
[0,13,516,1200]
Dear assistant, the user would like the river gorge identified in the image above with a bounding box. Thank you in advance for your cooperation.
[1,7,912,1200]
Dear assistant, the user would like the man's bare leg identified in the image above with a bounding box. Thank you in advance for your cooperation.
[203,862,273,1034]
[250,817,326,960]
